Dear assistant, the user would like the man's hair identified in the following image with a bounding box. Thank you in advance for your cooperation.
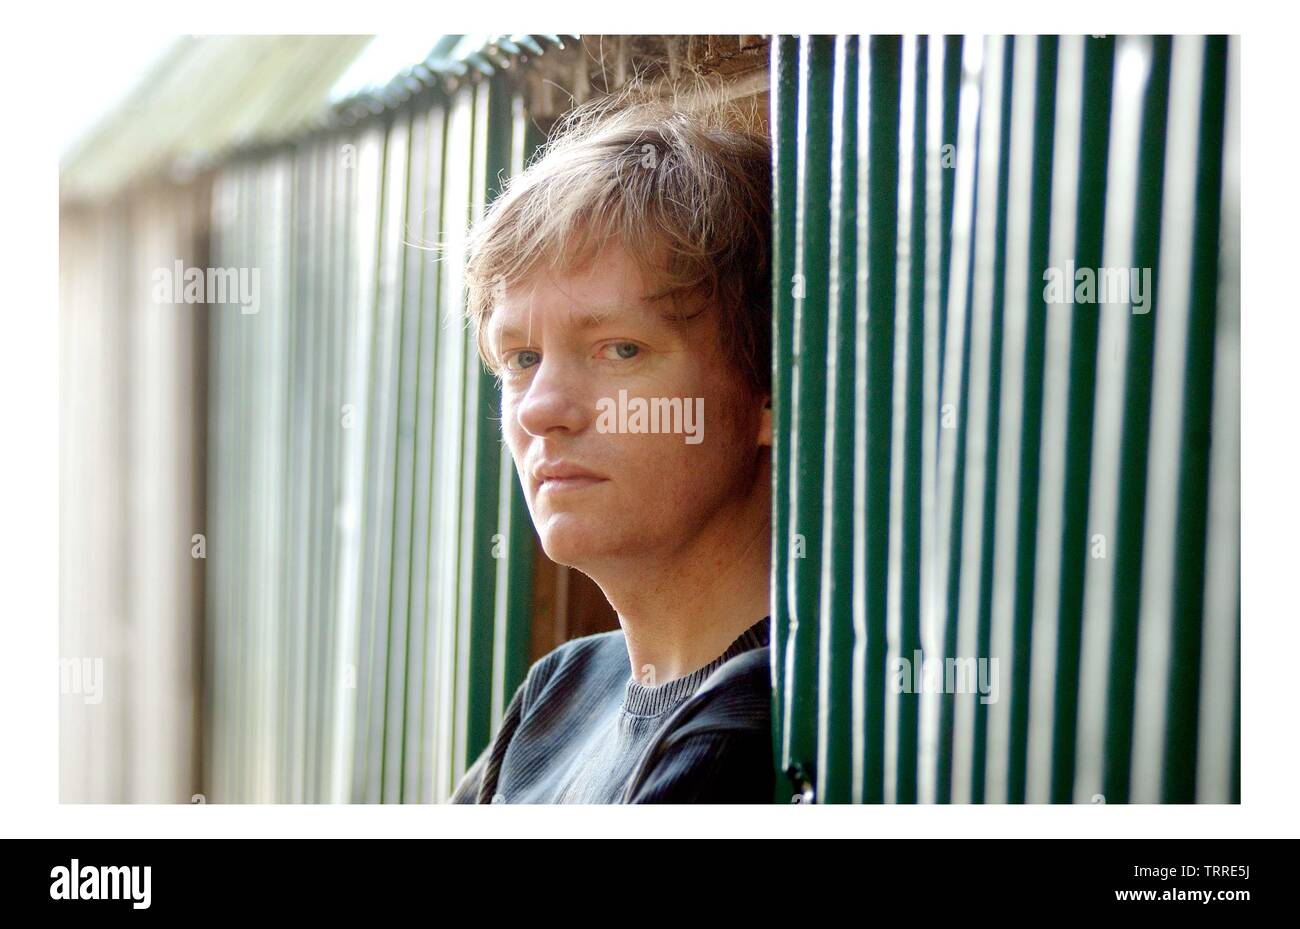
[463,79,773,394]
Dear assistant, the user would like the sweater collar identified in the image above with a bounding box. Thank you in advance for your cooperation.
[621,616,771,718]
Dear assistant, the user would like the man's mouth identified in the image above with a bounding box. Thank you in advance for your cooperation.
[532,461,608,494]
[537,475,606,493]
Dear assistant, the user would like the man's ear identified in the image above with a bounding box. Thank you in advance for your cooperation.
[758,393,773,448]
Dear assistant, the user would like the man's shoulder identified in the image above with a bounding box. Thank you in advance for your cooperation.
[701,645,772,696]
[680,644,773,730]
[519,627,628,710]
[536,626,626,675]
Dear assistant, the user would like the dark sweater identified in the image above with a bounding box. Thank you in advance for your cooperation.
[449,616,774,803]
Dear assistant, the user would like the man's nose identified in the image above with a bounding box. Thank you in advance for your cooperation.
[513,356,591,437]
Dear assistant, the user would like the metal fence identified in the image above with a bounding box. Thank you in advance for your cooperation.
[206,76,543,802]
[771,34,1238,803]
[202,33,1239,805]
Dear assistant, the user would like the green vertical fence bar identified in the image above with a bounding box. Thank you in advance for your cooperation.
[944,34,1016,805]
[786,34,834,800]
[1195,37,1238,806]
[918,35,964,806]
[935,35,981,804]
[1101,35,1171,805]
[892,34,927,806]
[1006,36,1057,805]
[856,34,902,804]
[769,34,799,804]
[969,38,1015,805]
[952,33,999,804]
[1048,36,1114,805]
[817,34,859,805]
[934,36,963,405]
[1162,35,1229,804]
[771,33,1238,803]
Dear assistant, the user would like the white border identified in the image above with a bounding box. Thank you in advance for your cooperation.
[3,2,1292,838]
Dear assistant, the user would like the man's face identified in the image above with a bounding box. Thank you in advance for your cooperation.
[491,244,770,571]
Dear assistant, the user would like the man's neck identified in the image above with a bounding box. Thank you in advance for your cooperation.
[581,471,772,686]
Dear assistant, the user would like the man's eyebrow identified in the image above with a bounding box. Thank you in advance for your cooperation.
[493,303,667,342]
[493,319,532,343]
[563,303,653,328]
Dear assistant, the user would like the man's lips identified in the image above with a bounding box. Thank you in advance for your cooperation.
[531,462,608,493]
[537,475,606,492]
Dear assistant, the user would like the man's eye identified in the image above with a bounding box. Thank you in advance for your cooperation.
[602,342,640,361]
[505,350,540,371]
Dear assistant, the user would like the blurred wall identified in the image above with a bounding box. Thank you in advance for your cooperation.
[59,185,209,802]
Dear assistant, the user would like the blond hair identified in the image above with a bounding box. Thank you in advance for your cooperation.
[463,78,773,393]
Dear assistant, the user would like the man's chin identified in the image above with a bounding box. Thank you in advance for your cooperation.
[536,514,622,568]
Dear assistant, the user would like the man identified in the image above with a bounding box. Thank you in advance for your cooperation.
[450,84,774,803]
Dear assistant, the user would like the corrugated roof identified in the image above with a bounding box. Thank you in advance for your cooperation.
[60,34,576,204]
